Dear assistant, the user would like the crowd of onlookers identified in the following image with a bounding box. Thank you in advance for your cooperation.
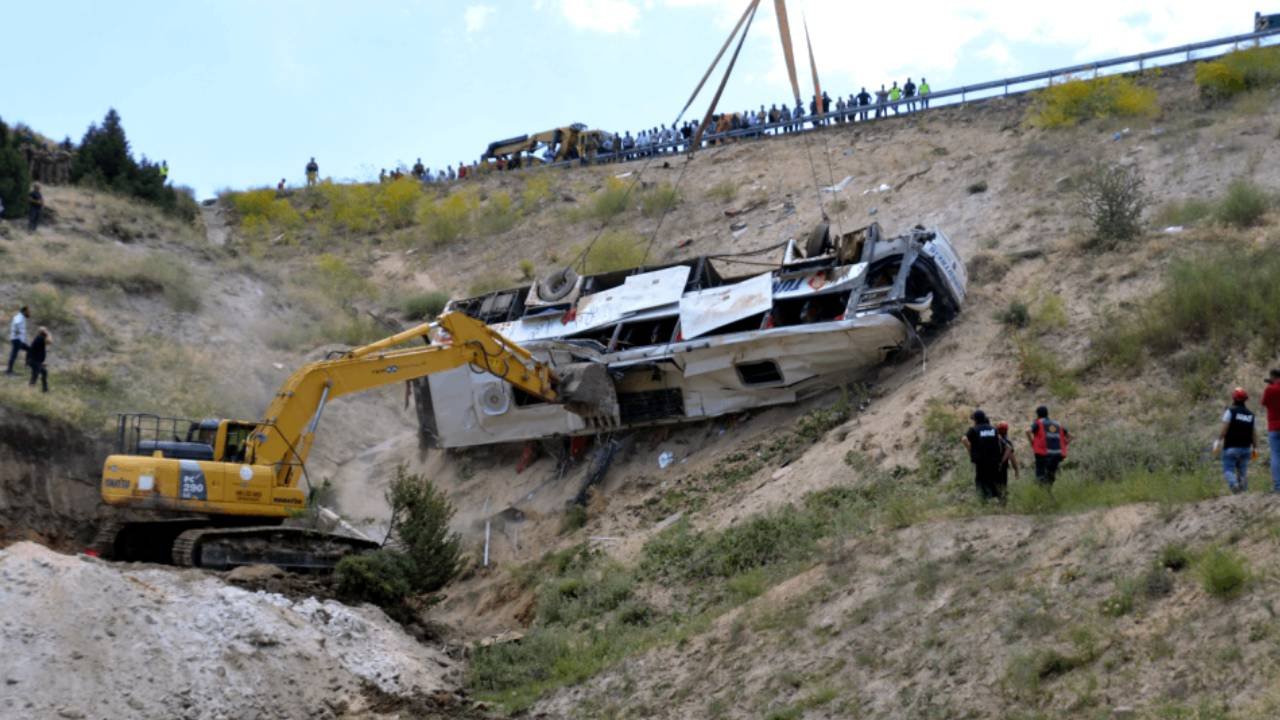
[295,77,934,187]
[598,78,931,161]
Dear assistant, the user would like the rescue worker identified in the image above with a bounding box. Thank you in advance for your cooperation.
[1215,387,1257,494]
[996,421,1019,503]
[1262,369,1280,492]
[919,78,931,108]
[159,161,169,183]
[1026,405,1070,485]
[889,82,902,115]
[962,410,1004,502]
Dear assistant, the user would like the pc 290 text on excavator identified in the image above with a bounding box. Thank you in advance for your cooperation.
[95,311,616,571]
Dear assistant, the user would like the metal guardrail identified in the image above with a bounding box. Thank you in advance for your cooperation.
[516,25,1280,167]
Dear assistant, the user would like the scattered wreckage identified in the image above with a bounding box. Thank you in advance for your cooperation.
[413,222,966,448]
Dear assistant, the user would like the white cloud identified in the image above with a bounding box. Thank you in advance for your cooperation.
[464,4,496,34]
[654,0,1258,95]
[976,41,1012,66]
[559,0,642,33]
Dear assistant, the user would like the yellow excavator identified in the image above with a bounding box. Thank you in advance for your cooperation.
[481,124,604,166]
[95,311,614,570]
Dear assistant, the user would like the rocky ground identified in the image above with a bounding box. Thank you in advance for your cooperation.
[0,542,475,720]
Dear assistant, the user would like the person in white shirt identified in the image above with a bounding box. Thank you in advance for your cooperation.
[7,306,29,375]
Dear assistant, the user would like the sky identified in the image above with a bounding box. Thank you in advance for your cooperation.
[3,0,1263,198]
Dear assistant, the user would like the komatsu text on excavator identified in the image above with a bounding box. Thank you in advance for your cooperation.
[95,311,615,571]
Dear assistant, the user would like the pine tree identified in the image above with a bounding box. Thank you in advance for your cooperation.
[71,108,132,186]
[0,118,30,219]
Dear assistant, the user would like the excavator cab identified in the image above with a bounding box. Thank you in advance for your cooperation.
[115,414,255,463]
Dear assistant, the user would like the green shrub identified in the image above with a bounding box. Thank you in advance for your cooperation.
[314,181,378,234]
[521,174,552,207]
[1216,178,1269,228]
[518,259,536,280]
[1029,75,1158,128]
[581,230,646,274]
[918,400,968,483]
[706,180,738,202]
[402,290,450,321]
[1141,564,1175,599]
[385,464,462,593]
[468,272,513,297]
[27,284,75,337]
[1078,162,1148,247]
[375,176,422,228]
[417,190,476,245]
[1195,46,1280,104]
[1093,248,1280,368]
[1160,542,1192,571]
[1154,198,1214,227]
[997,301,1030,328]
[335,549,415,607]
[315,254,373,309]
[141,255,203,312]
[559,504,588,535]
[1197,546,1249,599]
[475,191,521,235]
[229,188,303,238]
[0,119,31,220]
[640,183,681,217]
[1016,337,1078,400]
[587,177,631,220]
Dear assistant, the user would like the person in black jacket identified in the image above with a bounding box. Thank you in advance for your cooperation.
[961,409,1004,502]
[27,326,50,392]
[1216,387,1257,493]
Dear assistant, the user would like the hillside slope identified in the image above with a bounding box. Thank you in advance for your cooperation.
[3,58,1279,720]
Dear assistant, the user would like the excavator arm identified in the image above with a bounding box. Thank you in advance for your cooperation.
[246,311,568,483]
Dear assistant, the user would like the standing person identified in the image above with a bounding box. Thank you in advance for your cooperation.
[1262,369,1280,492]
[888,82,902,114]
[835,96,847,124]
[26,327,50,392]
[305,157,319,186]
[903,78,917,112]
[874,85,889,118]
[1026,405,1070,485]
[996,421,1020,503]
[1216,387,1258,494]
[28,183,43,232]
[919,77,932,108]
[856,87,872,121]
[6,306,28,375]
[412,158,426,179]
[159,161,169,184]
[962,410,1004,502]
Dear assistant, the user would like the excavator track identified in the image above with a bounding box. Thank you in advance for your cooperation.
[172,526,379,572]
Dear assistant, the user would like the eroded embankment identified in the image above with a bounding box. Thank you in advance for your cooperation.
[0,406,107,548]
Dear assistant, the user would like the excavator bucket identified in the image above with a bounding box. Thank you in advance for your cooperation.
[556,363,619,421]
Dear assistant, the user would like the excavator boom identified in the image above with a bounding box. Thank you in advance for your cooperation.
[95,311,613,570]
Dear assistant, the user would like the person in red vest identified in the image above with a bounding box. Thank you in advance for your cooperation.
[1259,369,1280,492]
[1026,405,1070,485]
